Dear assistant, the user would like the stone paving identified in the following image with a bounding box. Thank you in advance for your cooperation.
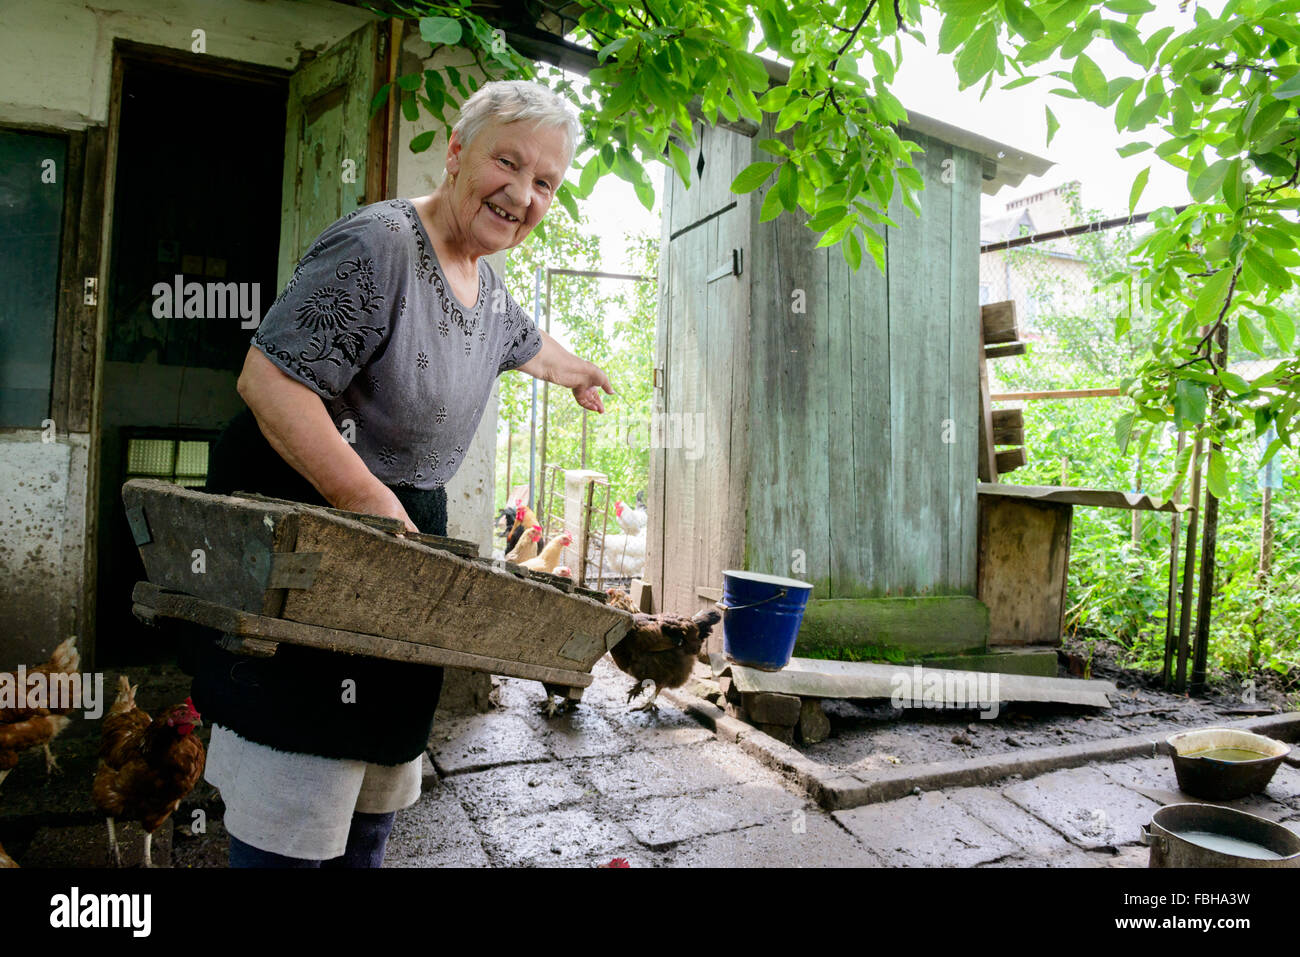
[385,658,1300,868]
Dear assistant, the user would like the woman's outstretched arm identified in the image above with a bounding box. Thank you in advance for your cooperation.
[516,329,615,414]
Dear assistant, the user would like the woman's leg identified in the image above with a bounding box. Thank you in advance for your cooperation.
[228,834,322,868]
[320,810,397,869]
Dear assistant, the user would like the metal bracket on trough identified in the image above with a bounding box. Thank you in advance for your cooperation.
[558,631,603,662]
[242,544,323,590]
[125,504,152,546]
[267,551,324,589]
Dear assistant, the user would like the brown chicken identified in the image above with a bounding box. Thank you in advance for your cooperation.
[610,608,722,711]
[504,500,540,553]
[92,677,205,868]
[0,841,16,868]
[0,635,80,788]
[605,587,640,614]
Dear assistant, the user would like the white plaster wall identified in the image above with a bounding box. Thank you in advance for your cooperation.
[0,0,375,130]
[0,431,89,666]
[392,39,503,556]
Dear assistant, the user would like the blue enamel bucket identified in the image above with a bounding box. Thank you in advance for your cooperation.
[717,570,813,672]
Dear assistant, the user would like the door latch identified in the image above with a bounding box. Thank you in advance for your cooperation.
[83,277,98,306]
[706,248,742,283]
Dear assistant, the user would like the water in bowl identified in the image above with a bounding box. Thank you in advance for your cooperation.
[1173,830,1286,861]
[1186,747,1271,762]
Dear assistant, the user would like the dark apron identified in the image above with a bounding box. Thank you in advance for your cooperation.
[181,407,448,765]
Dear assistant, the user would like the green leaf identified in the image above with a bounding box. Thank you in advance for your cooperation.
[1265,309,1296,352]
[731,161,778,194]
[1115,408,1137,453]
[409,130,437,153]
[401,91,418,123]
[1128,166,1150,213]
[1245,245,1294,291]
[815,214,855,248]
[1003,0,1045,41]
[939,14,980,54]
[808,205,849,231]
[1206,450,1228,499]
[555,182,579,220]
[419,17,462,46]
[397,73,422,92]
[1072,54,1110,104]
[1238,313,1265,355]
[1126,92,1164,130]
[1104,0,1155,12]
[1174,379,1208,427]
[777,161,798,211]
[1108,21,1149,68]
[1195,268,1233,323]
[758,185,783,223]
[1045,105,1060,146]
[844,229,863,271]
[1117,141,1151,158]
[1275,72,1300,99]
[666,141,691,187]
[1189,158,1231,201]
[597,36,629,63]
[955,22,999,89]
[1249,151,1296,178]
[369,83,391,117]
[1001,75,1038,90]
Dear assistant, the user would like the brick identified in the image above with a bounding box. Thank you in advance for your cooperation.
[797,699,831,745]
[615,782,805,849]
[429,712,551,774]
[669,811,883,867]
[755,722,796,745]
[743,692,802,726]
[833,791,1018,866]
[1001,766,1162,850]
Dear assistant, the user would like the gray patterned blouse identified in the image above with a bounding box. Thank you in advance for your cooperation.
[251,198,542,490]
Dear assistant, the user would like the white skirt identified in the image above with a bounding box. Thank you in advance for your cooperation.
[204,723,423,860]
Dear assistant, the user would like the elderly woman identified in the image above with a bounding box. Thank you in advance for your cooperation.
[189,81,611,868]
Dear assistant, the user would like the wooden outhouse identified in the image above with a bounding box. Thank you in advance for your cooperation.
[645,112,1050,667]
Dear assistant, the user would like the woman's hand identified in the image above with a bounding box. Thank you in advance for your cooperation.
[572,363,614,414]
[333,484,419,534]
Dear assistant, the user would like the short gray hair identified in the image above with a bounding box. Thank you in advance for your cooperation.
[452,80,581,170]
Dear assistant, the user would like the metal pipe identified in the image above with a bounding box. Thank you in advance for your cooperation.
[528,266,542,509]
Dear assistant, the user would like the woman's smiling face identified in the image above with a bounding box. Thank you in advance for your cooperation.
[444,118,568,255]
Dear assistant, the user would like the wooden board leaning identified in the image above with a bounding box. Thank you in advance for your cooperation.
[122,479,633,691]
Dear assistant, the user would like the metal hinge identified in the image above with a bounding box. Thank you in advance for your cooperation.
[652,367,665,390]
[706,248,742,283]
[83,277,98,306]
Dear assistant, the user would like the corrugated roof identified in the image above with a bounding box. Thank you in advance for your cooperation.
[902,109,1054,196]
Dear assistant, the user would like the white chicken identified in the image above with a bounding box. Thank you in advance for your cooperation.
[613,500,647,535]
[599,528,646,578]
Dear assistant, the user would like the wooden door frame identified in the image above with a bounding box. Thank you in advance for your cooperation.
[79,40,294,667]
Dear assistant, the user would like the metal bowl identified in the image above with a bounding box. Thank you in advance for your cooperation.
[1166,728,1291,801]
[1144,803,1300,868]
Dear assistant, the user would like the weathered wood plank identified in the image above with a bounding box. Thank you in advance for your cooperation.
[720,134,753,602]
[978,496,1072,647]
[122,480,296,614]
[978,483,1192,513]
[796,595,989,658]
[827,217,862,596]
[948,144,982,595]
[132,582,596,686]
[729,656,1115,706]
[280,511,629,671]
[990,408,1023,432]
[985,341,1028,359]
[980,300,1018,344]
[888,133,951,592]
[992,422,1026,446]
[996,447,1027,474]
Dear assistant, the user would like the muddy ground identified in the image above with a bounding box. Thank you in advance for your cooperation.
[790,639,1298,775]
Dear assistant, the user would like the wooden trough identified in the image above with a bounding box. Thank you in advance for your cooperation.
[122,479,634,695]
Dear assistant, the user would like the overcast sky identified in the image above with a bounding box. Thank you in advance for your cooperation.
[575,3,1210,271]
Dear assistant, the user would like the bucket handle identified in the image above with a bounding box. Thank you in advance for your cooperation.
[1140,825,1167,852]
[716,588,788,615]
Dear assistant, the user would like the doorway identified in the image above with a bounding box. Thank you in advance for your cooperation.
[94,49,288,665]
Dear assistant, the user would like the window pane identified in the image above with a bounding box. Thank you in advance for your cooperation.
[0,129,67,427]
[126,438,175,477]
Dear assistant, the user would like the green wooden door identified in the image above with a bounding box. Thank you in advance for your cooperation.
[277,21,383,287]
